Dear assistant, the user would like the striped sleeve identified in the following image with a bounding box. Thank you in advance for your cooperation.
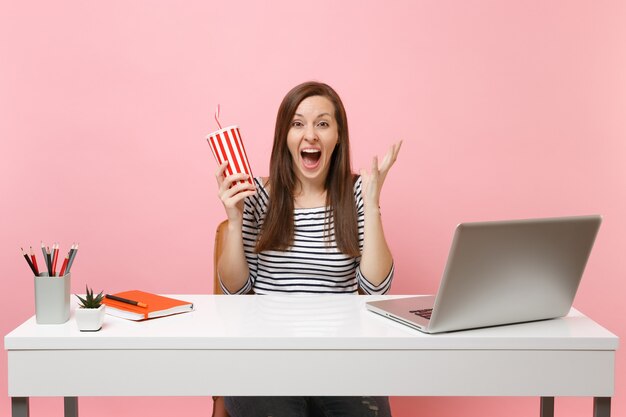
[354,176,394,294]
[357,263,394,294]
[219,178,264,295]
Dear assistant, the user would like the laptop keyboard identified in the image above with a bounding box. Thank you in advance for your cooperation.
[409,308,432,320]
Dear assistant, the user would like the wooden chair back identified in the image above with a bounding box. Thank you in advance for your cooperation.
[212,220,229,417]
[213,220,228,295]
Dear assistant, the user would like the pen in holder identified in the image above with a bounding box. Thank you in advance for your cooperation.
[34,273,71,324]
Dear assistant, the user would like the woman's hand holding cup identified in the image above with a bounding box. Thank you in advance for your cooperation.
[216,161,257,223]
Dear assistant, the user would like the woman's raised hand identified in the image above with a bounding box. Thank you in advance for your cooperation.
[360,141,402,209]
[215,161,257,223]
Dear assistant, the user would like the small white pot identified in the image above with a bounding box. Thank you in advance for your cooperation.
[75,304,105,332]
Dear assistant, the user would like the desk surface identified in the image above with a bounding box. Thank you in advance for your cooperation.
[4,295,620,398]
[5,294,618,351]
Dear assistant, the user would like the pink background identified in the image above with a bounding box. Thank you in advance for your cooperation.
[1,1,624,416]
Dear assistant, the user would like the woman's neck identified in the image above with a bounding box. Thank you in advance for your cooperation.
[293,180,327,209]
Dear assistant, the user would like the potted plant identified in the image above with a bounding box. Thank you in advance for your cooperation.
[75,286,105,332]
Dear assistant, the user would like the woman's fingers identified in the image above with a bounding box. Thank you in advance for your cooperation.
[216,161,253,188]
[392,140,402,163]
[224,189,256,207]
[361,141,402,205]
[219,178,255,202]
[379,141,402,175]
[219,173,252,193]
[215,161,229,185]
[214,160,256,221]
[218,179,256,223]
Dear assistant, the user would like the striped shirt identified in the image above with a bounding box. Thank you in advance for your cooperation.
[220,176,394,295]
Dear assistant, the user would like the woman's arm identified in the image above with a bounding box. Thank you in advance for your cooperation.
[358,142,402,286]
[215,162,257,294]
[217,217,251,294]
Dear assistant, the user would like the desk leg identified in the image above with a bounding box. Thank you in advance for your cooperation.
[540,397,554,417]
[64,397,78,417]
[594,397,611,417]
[11,397,29,417]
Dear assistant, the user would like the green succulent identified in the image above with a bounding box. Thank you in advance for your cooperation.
[75,285,104,309]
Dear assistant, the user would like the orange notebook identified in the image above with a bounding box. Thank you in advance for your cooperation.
[102,290,194,321]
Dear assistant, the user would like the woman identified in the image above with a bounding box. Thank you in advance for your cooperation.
[215,81,401,417]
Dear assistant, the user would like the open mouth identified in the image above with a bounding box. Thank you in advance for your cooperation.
[300,149,321,169]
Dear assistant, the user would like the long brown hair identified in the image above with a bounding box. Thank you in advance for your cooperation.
[256,81,360,257]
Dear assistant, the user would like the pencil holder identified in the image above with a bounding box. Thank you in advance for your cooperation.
[34,273,71,324]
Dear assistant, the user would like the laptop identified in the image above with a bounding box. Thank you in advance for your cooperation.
[366,215,602,333]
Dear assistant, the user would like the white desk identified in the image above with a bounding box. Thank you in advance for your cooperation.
[5,295,619,417]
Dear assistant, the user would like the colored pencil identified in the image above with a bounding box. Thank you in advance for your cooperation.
[105,294,148,308]
[41,242,50,275]
[29,246,39,276]
[66,244,75,266]
[59,254,70,277]
[51,243,59,276]
[45,246,52,276]
[21,248,38,275]
[66,243,79,273]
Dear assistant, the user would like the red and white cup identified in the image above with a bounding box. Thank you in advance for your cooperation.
[207,125,254,186]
